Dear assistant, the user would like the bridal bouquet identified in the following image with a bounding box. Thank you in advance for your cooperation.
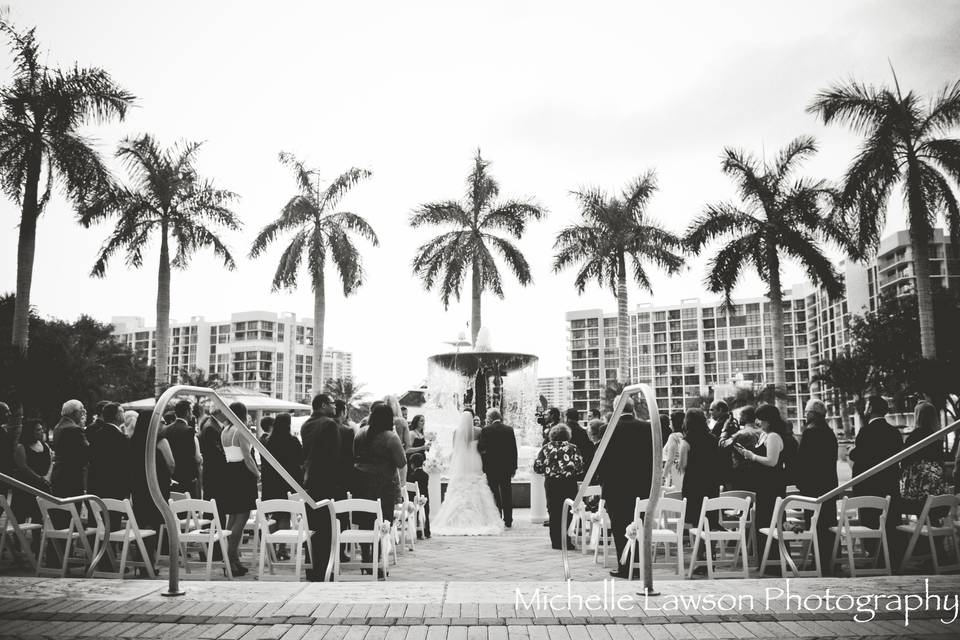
[423,434,449,474]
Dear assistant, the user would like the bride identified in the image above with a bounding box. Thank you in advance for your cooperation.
[432,411,504,536]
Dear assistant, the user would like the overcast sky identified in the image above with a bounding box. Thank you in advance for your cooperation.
[2,1,959,396]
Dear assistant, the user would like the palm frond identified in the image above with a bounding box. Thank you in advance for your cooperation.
[479,200,545,237]
[807,79,888,132]
[620,169,658,218]
[920,79,960,135]
[482,234,532,286]
[466,149,499,217]
[720,147,773,210]
[409,201,471,229]
[684,203,757,252]
[704,235,759,304]
[271,229,309,291]
[319,167,372,213]
[771,135,818,184]
[779,226,844,299]
[326,226,365,295]
[278,151,316,196]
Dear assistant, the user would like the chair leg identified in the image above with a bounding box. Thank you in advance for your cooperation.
[928,529,940,575]
[35,533,47,577]
[741,533,749,579]
[258,534,267,580]
[759,531,773,575]
[119,537,130,579]
[60,536,72,578]
[705,538,714,579]
[899,526,922,574]
[135,535,155,578]
[219,537,233,580]
[294,536,303,581]
[687,533,701,579]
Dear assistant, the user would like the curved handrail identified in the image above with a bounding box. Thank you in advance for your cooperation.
[0,471,110,577]
[560,383,663,594]
[147,385,337,596]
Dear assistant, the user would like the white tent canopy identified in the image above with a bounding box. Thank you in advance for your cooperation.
[123,386,311,413]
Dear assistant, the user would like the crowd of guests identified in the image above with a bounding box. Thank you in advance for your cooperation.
[0,394,431,581]
[533,394,958,578]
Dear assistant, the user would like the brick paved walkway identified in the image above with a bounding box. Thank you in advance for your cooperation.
[0,575,957,639]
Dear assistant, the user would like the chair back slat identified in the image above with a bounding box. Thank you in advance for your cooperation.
[334,498,381,516]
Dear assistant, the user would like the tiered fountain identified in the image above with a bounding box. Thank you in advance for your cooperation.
[421,328,545,521]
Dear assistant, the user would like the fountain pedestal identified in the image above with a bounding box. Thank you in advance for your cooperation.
[529,474,548,523]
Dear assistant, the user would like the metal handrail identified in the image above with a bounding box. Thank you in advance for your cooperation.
[560,383,663,594]
[0,471,110,577]
[147,385,337,596]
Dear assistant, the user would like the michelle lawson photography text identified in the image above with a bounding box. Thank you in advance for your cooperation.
[515,579,959,626]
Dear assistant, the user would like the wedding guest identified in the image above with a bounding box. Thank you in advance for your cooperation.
[533,424,583,550]
[850,395,902,565]
[407,453,431,538]
[407,415,430,457]
[199,413,226,509]
[86,400,110,439]
[709,400,738,440]
[900,401,947,522]
[565,408,594,477]
[165,399,202,497]
[220,401,259,576]
[11,419,51,527]
[122,410,139,438]
[596,399,653,578]
[130,412,174,556]
[658,412,672,449]
[262,413,303,560]
[87,403,132,520]
[587,419,605,444]
[670,411,685,434]
[259,416,275,445]
[735,404,791,571]
[541,407,561,444]
[301,393,342,581]
[385,395,410,449]
[679,409,720,529]
[50,400,89,511]
[662,414,685,489]
[721,405,761,491]
[797,399,838,575]
[353,402,406,577]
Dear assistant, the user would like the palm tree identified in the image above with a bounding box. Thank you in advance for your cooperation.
[685,137,849,401]
[250,153,376,397]
[178,367,224,389]
[323,377,368,408]
[808,74,960,359]
[410,149,546,345]
[553,171,684,384]
[79,134,240,396]
[0,17,134,352]
[810,352,873,436]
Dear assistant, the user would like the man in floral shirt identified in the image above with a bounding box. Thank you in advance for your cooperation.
[534,425,584,549]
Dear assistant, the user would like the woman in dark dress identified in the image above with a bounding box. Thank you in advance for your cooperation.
[220,402,259,576]
[11,420,52,528]
[261,413,304,560]
[735,404,790,570]
[130,411,175,563]
[680,408,720,528]
[353,402,406,575]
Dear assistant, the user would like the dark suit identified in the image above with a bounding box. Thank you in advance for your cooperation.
[850,416,903,565]
[301,411,341,581]
[566,421,595,479]
[597,415,653,575]
[797,419,838,574]
[478,421,518,526]
[87,422,131,533]
[50,416,90,529]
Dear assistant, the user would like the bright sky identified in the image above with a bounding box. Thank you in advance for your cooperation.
[1,1,958,396]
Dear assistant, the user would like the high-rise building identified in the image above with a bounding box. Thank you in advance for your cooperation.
[565,229,957,429]
[537,376,572,410]
[112,311,353,402]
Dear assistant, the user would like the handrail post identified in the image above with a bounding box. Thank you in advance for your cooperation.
[560,382,662,596]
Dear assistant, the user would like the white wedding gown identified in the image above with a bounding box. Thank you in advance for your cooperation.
[432,416,504,536]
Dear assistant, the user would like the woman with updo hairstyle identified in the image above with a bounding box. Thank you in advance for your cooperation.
[220,401,259,576]
[261,412,304,560]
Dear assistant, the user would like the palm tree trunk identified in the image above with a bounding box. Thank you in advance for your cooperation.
[312,269,326,398]
[909,227,937,359]
[616,254,630,384]
[767,250,787,413]
[471,259,481,347]
[154,222,171,397]
[11,142,43,353]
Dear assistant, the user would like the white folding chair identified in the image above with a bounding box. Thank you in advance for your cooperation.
[394,483,415,554]
[898,494,960,575]
[333,498,387,580]
[157,491,210,565]
[622,497,687,579]
[241,509,274,567]
[688,496,751,579]
[404,482,424,544]
[829,495,891,577]
[592,498,616,567]
[169,498,232,579]
[35,498,97,577]
[0,494,41,570]
[569,485,600,554]
[89,498,157,579]
[720,490,758,562]
[758,496,822,578]
[256,499,313,580]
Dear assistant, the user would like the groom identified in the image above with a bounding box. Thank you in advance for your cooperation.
[478,409,518,528]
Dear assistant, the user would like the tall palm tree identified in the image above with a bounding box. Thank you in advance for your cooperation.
[553,172,684,384]
[80,134,240,396]
[808,74,960,359]
[323,376,368,408]
[250,153,376,397]
[685,137,848,400]
[410,149,546,345]
[0,18,134,352]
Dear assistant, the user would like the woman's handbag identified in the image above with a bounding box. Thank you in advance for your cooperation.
[900,461,946,501]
